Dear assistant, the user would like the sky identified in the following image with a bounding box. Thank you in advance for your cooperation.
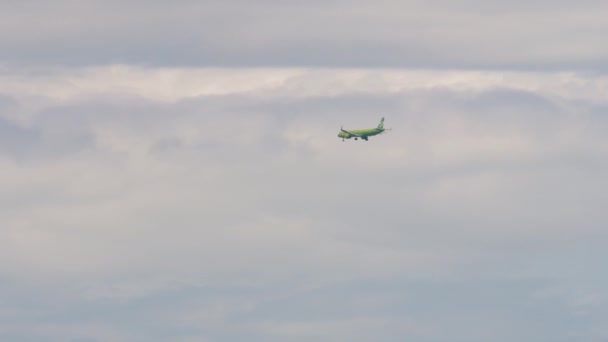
[1,1,608,341]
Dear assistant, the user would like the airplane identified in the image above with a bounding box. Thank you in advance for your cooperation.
[338,117,389,141]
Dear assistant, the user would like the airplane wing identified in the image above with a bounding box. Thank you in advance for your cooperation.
[341,126,361,137]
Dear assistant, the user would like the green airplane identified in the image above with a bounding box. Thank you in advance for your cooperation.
[338,117,388,141]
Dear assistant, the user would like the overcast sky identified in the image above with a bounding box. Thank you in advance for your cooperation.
[1,1,608,341]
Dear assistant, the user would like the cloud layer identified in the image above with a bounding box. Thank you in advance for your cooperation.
[1,67,608,341]
[2,1,608,340]
[1,0,608,70]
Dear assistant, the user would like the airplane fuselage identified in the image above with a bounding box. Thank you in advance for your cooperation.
[337,127,384,140]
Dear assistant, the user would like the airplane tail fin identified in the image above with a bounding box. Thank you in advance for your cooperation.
[377,117,385,129]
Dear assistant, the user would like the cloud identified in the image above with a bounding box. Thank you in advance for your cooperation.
[2,66,608,105]
[1,1,607,70]
[2,1,607,340]
[1,67,608,341]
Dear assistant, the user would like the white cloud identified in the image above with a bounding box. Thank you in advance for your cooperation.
[1,67,608,341]
[1,67,608,106]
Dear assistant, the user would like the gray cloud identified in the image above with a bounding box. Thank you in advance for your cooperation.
[2,0,607,337]
[1,0,607,70]
[0,95,94,161]
[1,69,608,340]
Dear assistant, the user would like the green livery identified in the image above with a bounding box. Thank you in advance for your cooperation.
[338,117,388,141]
